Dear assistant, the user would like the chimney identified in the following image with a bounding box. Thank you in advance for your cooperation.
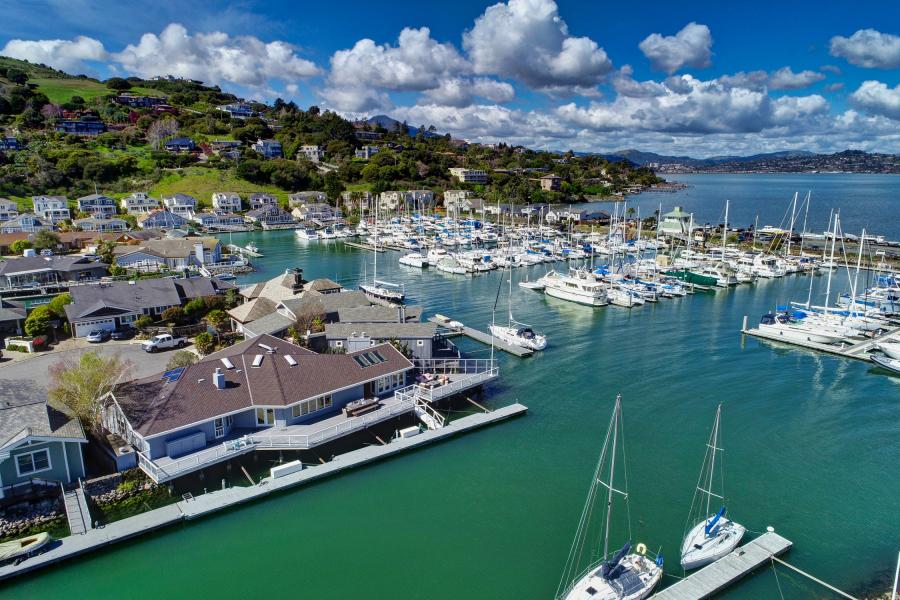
[213,367,226,390]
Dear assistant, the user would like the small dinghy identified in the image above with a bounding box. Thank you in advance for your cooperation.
[0,532,50,562]
[518,279,545,290]
[871,354,900,375]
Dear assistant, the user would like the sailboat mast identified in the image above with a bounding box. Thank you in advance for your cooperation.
[722,200,729,258]
[786,192,798,258]
[851,228,865,310]
[824,213,839,307]
[799,191,811,256]
[706,404,721,517]
[603,397,621,559]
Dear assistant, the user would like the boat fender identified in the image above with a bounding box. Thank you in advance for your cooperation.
[655,554,664,567]
[636,543,647,555]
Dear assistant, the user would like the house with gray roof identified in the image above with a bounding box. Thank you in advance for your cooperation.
[0,213,52,234]
[0,255,108,290]
[76,194,118,218]
[113,237,221,272]
[102,334,415,482]
[0,380,87,495]
[64,276,233,337]
[324,322,438,359]
[74,216,129,232]
[0,198,20,222]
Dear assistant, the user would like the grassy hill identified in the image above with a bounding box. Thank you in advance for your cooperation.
[149,168,292,207]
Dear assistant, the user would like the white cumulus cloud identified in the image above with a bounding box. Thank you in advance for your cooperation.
[639,22,713,74]
[850,80,900,120]
[768,67,826,90]
[830,29,900,69]
[420,78,515,107]
[113,23,321,87]
[462,0,613,91]
[1,36,109,73]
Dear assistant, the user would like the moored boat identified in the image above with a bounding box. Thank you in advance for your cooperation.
[0,532,50,563]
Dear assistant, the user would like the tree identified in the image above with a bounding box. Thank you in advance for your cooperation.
[183,298,207,320]
[97,240,117,265]
[24,305,53,337]
[161,306,185,324]
[205,309,227,331]
[166,350,198,370]
[47,293,72,319]
[194,332,215,355]
[106,77,131,91]
[324,170,344,202]
[49,350,132,433]
[9,240,32,255]
[147,117,179,150]
[4,68,27,84]
[33,230,61,252]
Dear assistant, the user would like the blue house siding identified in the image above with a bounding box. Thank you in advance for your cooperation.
[0,440,85,487]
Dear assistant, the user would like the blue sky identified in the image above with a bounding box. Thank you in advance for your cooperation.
[2,0,899,156]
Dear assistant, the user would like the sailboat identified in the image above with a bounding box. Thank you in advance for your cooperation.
[557,395,663,600]
[359,195,405,304]
[680,404,745,571]
[489,268,547,350]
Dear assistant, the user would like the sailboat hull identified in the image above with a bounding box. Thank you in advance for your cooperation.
[564,554,662,600]
[680,519,746,570]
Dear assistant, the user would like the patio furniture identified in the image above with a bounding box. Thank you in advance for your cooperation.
[343,398,380,417]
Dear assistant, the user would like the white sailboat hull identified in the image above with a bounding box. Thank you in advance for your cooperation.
[758,322,845,345]
[488,324,547,350]
[545,284,608,306]
[876,341,900,360]
[564,554,662,600]
[680,519,746,571]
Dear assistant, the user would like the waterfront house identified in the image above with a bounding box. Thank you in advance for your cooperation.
[113,237,221,272]
[299,145,324,163]
[217,103,254,118]
[244,206,294,228]
[0,214,52,234]
[0,255,108,290]
[121,192,161,214]
[164,137,196,153]
[55,117,106,136]
[211,192,242,212]
[191,212,245,229]
[291,203,342,222]
[137,209,189,230]
[32,195,71,223]
[0,198,20,222]
[249,192,278,210]
[239,286,373,338]
[74,217,129,232]
[76,194,118,218]
[252,139,283,159]
[325,322,438,359]
[288,191,328,207]
[340,190,373,212]
[448,167,488,184]
[101,334,417,482]
[228,268,307,332]
[162,193,197,217]
[0,383,87,496]
[64,276,232,337]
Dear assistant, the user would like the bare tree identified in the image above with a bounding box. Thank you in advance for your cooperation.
[41,103,62,120]
[147,117,179,150]
[49,350,133,433]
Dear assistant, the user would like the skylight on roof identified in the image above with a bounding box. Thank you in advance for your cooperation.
[221,357,235,369]
[251,354,264,368]
[284,355,297,367]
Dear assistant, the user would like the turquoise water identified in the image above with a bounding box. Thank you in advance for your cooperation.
[4,177,900,599]
[587,173,900,241]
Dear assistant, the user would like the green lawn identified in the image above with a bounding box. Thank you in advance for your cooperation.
[33,79,166,104]
[149,168,291,205]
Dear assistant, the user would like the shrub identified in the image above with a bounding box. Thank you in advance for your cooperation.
[5,344,28,352]
[205,309,227,330]
[9,240,32,255]
[183,298,207,319]
[166,350,198,370]
[161,306,185,324]
[24,305,53,337]
[47,292,72,318]
[134,315,153,329]
[194,332,215,355]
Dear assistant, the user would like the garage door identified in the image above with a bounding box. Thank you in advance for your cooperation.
[165,431,206,458]
[74,318,115,337]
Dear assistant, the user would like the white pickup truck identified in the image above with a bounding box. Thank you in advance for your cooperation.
[141,334,187,352]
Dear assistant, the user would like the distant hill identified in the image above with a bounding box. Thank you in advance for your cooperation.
[601,148,817,167]
[363,115,442,138]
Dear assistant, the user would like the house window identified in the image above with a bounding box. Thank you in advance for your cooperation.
[335,340,343,348]
[256,408,274,426]
[291,394,333,419]
[214,415,232,438]
[16,448,52,476]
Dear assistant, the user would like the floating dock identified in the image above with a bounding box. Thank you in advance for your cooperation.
[742,317,900,363]
[344,241,386,253]
[225,244,263,258]
[429,315,533,357]
[653,531,792,600]
[0,403,527,582]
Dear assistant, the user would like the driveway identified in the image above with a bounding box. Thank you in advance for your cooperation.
[0,342,193,388]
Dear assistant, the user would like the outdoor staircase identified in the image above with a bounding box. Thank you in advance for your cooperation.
[62,485,91,535]
[413,397,446,430]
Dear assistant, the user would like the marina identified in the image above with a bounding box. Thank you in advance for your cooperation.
[3,174,899,600]
[429,314,535,357]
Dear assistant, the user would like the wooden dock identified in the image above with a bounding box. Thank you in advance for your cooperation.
[654,532,792,600]
[428,316,533,357]
[225,243,263,258]
[742,319,900,363]
[344,241,386,253]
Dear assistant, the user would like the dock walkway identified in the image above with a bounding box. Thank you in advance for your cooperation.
[653,532,792,600]
[62,487,91,536]
[428,316,533,357]
[742,321,900,363]
[0,403,527,582]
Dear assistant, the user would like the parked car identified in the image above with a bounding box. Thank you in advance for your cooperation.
[141,333,187,352]
[110,325,135,340]
[86,329,111,343]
